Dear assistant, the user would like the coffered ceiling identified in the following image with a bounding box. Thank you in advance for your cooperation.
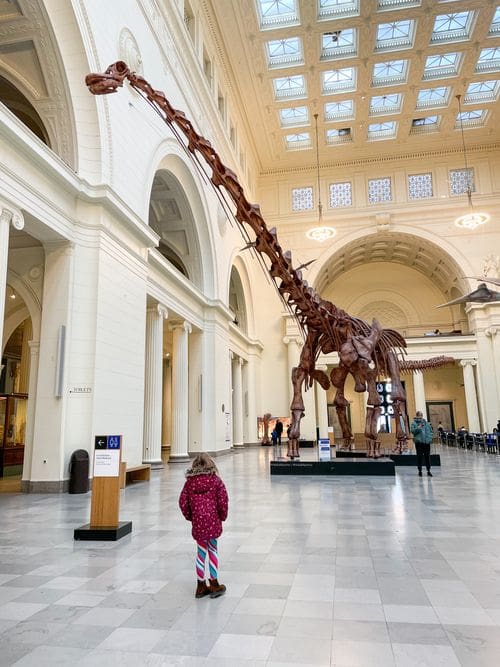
[207,0,500,174]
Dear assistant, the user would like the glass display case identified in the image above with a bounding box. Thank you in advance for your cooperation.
[0,393,28,476]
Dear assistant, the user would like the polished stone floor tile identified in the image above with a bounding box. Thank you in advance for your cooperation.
[2,446,500,664]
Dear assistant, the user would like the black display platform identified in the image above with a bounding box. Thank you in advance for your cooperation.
[74,521,132,541]
[335,452,441,466]
[390,454,441,466]
[270,457,395,476]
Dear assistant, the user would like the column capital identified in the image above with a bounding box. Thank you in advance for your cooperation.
[486,326,499,337]
[169,320,192,334]
[460,359,477,367]
[0,202,24,230]
[156,303,168,320]
[283,336,302,346]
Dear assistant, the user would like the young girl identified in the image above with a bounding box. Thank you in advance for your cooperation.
[179,453,229,598]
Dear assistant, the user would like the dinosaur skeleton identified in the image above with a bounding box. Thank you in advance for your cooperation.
[86,62,453,458]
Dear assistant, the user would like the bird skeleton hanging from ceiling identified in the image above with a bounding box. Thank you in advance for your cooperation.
[86,62,453,458]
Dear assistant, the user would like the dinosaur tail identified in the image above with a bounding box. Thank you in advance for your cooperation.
[399,356,455,374]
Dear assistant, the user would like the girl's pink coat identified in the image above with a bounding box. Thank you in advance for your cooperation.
[179,473,229,541]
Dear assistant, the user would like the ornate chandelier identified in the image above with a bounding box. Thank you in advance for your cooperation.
[454,94,490,230]
[307,113,336,242]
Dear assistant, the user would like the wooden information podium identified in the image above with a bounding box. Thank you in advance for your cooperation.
[74,435,132,541]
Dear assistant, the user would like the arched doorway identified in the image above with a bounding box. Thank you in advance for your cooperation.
[312,231,471,438]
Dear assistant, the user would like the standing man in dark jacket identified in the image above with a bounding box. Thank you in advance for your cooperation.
[411,411,433,477]
[275,419,284,446]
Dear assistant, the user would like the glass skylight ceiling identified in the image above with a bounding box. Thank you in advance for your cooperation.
[375,20,415,52]
[423,52,461,80]
[318,0,359,21]
[430,11,474,44]
[372,59,408,86]
[325,100,354,121]
[279,106,309,127]
[266,37,303,68]
[320,28,357,60]
[252,1,499,153]
[416,86,450,109]
[257,0,299,30]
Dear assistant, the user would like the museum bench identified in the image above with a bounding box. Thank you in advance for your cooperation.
[120,463,151,486]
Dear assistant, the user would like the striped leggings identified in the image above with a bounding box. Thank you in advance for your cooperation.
[196,538,218,580]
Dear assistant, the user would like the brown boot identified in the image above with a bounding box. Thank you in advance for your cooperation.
[208,578,226,598]
[195,580,210,598]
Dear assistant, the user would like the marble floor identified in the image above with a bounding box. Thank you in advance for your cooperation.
[1,444,500,666]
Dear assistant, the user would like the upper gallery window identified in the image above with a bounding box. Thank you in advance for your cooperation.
[292,186,314,210]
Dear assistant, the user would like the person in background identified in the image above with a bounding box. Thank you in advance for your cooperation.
[179,453,229,599]
[410,411,433,478]
[271,428,278,446]
[275,419,284,446]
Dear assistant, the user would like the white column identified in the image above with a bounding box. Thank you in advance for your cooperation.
[143,304,168,467]
[170,321,192,460]
[0,204,24,356]
[413,370,426,415]
[460,359,481,433]
[232,355,244,447]
[315,365,329,440]
[486,327,500,416]
[475,329,499,432]
[21,340,40,489]
[161,357,172,448]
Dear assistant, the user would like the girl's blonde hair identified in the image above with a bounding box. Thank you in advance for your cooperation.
[186,452,219,477]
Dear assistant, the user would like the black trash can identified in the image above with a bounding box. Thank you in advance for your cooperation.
[69,449,89,494]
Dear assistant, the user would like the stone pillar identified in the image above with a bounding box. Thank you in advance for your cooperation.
[18,319,33,394]
[161,356,172,449]
[412,370,426,415]
[170,321,191,461]
[143,304,168,467]
[232,355,244,447]
[315,365,329,440]
[486,327,500,415]
[475,329,499,432]
[21,340,40,488]
[0,203,24,356]
[460,359,481,433]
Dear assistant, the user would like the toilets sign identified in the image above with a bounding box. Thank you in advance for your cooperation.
[93,435,122,477]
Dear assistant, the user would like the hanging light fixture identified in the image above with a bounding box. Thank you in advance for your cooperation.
[453,94,490,230]
[306,113,336,242]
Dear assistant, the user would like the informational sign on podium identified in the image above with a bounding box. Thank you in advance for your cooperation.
[74,434,131,541]
[318,438,331,461]
[93,435,121,477]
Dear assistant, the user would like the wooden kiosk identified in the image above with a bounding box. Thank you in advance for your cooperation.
[74,435,132,541]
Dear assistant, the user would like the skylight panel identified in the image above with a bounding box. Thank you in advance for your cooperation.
[410,115,440,133]
[476,48,500,73]
[266,37,303,68]
[431,11,474,44]
[377,0,421,9]
[273,74,306,100]
[422,52,461,80]
[279,106,309,127]
[257,0,299,30]
[372,59,408,86]
[367,121,397,139]
[416,86,450,108]
[464,80,500,104]
[321,67,357,94]
[375,20,415,52]
[325,100,354,120]
[285,132,312,150]
[369,93,402,115]
[318,0,359,20]
[489,7,500,36]
[455,109,487,128]
[326,128,352,144]
[320,28,357,60]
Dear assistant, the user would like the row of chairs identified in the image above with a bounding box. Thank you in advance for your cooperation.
[440,430,499,453]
